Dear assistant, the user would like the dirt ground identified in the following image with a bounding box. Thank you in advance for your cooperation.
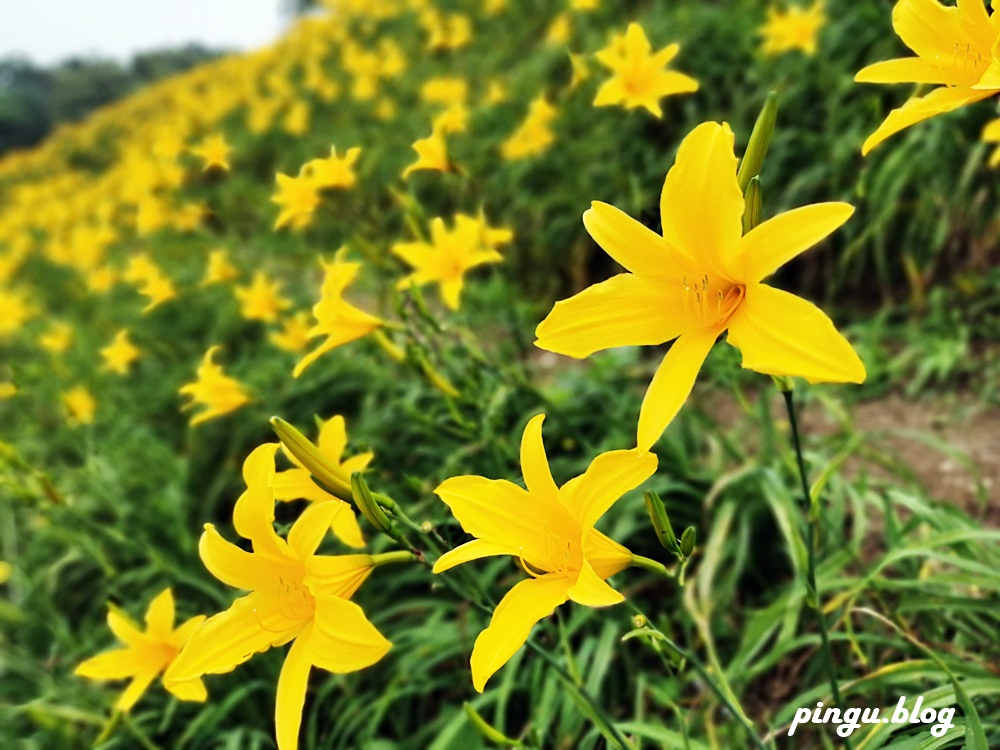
[701,388,998,523]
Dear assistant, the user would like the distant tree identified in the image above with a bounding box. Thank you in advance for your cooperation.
[0,46,223,157]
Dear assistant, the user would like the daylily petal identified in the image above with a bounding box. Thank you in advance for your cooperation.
[143,588,175,640]
[199,524,285,590]
[893,0,968,62]
[861,86,992,155]
[275,626,312,750]
[581,201,681,283]
[584,529,634,579]
[561,449,657,529]
[173,614,207,644]
[165,677,208,703]
[233,444,286,556]
[115,669,159,712]
[520,414,558,502]
[75,648,137,680]
[287,500,344,560]
[432,539,516,573]
[306,594,391,674]
[470,574,571,692]
[636,327,721,453]
[340,453,374,476]
[329,504,365,549]
[272,469,334,504]
[434,476,551,560]
[736,203,855,284]
[317,415,347,460]
[440,277,464,310]
[534,274,691,359]
[566,560,624,607]
[107,607,144,646]
[726,284,866,384]
[855,57,967,85]
[304,554,374,599]
[659,121,743,280]
[165,592,304,683]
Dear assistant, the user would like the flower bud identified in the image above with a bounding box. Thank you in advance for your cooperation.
[742,176,762,235]
[680,526,697,557]
[644,490,680,554]
[737,91,778,192]
[270,417,352,500]
[351,472,399,540]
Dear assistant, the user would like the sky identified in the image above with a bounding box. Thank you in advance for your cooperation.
[0,0,288,65]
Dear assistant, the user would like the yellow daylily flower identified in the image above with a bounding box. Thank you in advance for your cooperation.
[86,266,119,294]
[483,79,507,105]
[760,1,826,57]
[433,103,470,135]
[0,383,16,400]
[468,210,514,250]
[983,118,1000,166]
[545,13,572,45]
[402,123,453,178]
[63,386,97,427]
[393,215,503,311]
[76,588,207,712]
[422,11,473,50]
[101,330,141,375]
[179,346,251,426]
[569,53,591,89]
[172,202,206,233]
[137,271,177,313]
[273,171,321,230]
[571,0,599,10]
[235,271,292,323]
[0,560,10,583]
[855,0,1000,155]
[0,288,33,338]
[272,415,372,549]
[501,96,558,160]
[282,100,312,136]
[269,312,313,353]
[535,122,865,453]
[189,133,232,171]
[39,322,74,354]
[202,249,240,286]
[294,254,384,377]
[165,445,398,750]
[421,77,468,105]
[375,97,398,121]
[433,414,657,692]
[593,22,699,118]
[302,146,361,189]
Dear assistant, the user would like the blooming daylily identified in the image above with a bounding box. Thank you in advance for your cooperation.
[269,312,313,353]
[165,445,401,750]
[760,1,826,57]
[501,96,557,160]
[535,122,865,453]
[63,386,97,427]
[189,133,232,171]
[593,22,698,118]
[178,346,250,426]
[272,171,321,230]
[234,271,292,323]
[271,415,372,549]
[402,123,453,178]
[433,414,657,691]
[294,253,384,377]
[392,214,503,311]
[302,146,361,189]
[76,588,207,712]
[101,330,141,375]
[202,249,240,286]
[855,0,1000,155]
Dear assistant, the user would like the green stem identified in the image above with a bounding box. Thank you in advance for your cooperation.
[781,389,852,749]
[630,554,673,578]
[629,606,767,750]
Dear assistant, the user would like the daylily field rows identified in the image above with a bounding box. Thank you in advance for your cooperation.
[0,1,998,749]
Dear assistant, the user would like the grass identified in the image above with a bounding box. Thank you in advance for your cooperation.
[1,0,998,748]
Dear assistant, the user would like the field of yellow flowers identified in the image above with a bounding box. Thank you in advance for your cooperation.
[1,0,998,748]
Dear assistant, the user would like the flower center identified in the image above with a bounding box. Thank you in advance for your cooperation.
[274,575,316,623]
[682,274,744,326]
[517,522,581,577]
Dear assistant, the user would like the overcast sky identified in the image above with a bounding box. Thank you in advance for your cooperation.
[0,0,287,65]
